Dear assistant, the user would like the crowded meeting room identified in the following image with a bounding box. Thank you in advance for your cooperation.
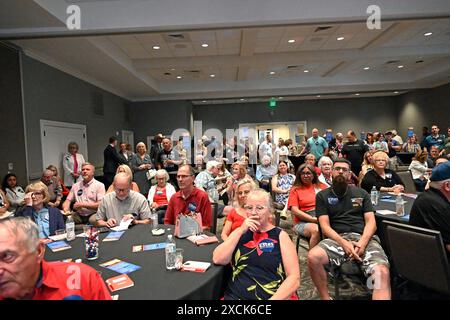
[1,0,450,304]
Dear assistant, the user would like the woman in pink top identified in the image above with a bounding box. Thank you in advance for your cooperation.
[221,179,257,241]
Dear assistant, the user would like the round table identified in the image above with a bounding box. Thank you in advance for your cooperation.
[44,224,225,300]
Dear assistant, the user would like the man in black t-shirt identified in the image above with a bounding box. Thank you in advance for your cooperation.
[410,161,450,260]
[307,158,391,300]
[341,130,368,176]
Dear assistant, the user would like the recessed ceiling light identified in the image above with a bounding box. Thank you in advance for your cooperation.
[170,68,175,71]
[397,65,404,69]
[363,66,370,70]
[336,36,345,41]
[240,98,245,101]
[393,91,399,94]
[288,39,296,43]
[424,32,433,37]
[202,100,207,103]
[176,75,182,79]
[209,74,215,78]
[303,70,309,73]
[269,71,275,75]
[201,43,209,48]
[152,45,160,50]
[355,93,360,96]
[316,95,321,98]
[278,97,283,99]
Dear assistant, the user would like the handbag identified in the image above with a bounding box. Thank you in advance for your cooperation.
[174,212,203,238]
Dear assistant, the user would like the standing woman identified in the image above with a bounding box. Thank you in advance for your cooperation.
[2,173,25,215]
[131,142,153,196]
[63,141,85,188]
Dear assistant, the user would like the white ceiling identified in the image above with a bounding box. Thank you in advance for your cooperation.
[1,0,450,103]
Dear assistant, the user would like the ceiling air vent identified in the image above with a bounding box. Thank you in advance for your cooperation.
[386,60,400,64]
[314,26,333,32]
[287,65,299,69]
[164,33,191,42]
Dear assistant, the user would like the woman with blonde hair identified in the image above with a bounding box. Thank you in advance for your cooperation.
[16,182,64,237]
[106,164,140,193]
[62,141,85,187]
[408,149,431,191]
[361,150,404,193]
[221,179,257,241]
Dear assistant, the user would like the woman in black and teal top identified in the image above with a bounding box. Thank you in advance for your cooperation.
[213,189,299,300]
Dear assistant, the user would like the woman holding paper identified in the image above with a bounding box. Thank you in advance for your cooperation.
[213,189,300,300]
[221,179,257,241]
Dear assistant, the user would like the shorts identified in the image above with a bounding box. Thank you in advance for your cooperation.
[293,221,310,237]
[317,232,390,277]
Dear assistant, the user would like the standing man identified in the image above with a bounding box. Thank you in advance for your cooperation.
[341,130,368,177]
[302,128,329,160]
[410,161,450,260]
[103,136,127,190]
[156,138,183,187]
[258,134,275,162]
[62,163,105,225]
[150,133,164,167]
[423,125,446,154]
[164,165,212,231]
[119,141,133,167]
[307,158,391,300]
[0,217,111,300]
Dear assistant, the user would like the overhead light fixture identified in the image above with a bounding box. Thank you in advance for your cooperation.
[202,100,207,103]
[424,32,433,36]
[288,39,296,43]
[240,98,245,101]
[303,70,309,73]
[278,97,283,99]
[397,65,404,69]
[176,75,182,79]
[393,91,399,94]
[201,43,209,48]
[209,74,215,78]
[355,93,360,96]
[269,71,275,75]
[363,66,370,70]
[316,95,321,98]
[152,45,160,50]
[336,36,345,41]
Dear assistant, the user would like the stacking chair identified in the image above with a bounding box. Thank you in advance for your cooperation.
[383,220,450,295]
[396,170,417,193]
[210,202,219,235]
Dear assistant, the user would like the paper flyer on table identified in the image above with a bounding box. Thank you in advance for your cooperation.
[111,219,133,231]
[132,243,166,252]
[47,240,71,252]
[100,259,141,274]
[103,231,125,242]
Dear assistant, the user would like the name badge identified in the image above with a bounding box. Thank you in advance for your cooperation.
[328,197,338,205]
[77,189,83,196]
[351,197,363,207]
[156,191,163,195]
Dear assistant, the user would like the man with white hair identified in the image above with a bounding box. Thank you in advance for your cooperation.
[410,161,450,259]
[256,155,278,192]
[0,217,111,300]
[95,173,151,228]
[195,160,220,203]
[391,130,403,145]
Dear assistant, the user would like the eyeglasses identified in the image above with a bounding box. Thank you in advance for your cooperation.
[333,167,349,172]
[31,192,44,197]
[237,190,251,196]
[301,172,312,176]
[177,174,192,179]
[243,205,267,213]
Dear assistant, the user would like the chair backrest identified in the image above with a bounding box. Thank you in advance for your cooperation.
[383,220,450,294]
[396,170,417,193]
[210,202,218,234]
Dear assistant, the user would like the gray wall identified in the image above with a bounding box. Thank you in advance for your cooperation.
[193,97,399,137]
[397,83,450,137]
[0,44,28,187]
[21,56,132,179]
[129,100,193,144]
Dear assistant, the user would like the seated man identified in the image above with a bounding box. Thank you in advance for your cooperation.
[62,163,105,225]
[40,169,62,208]
[307,158,391,300]
[0,217,111,300]
[95,173,151,228]
[410,161,450,260]
[164,165,212,231]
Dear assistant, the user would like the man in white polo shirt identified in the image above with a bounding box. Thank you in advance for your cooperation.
[95,173,151,228]
[62,162,105,225]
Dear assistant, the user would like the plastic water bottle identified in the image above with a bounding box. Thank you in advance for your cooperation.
[395,194,405,216]
[66,215,75,241]
[370,186,378,206]
[165,234,176,270]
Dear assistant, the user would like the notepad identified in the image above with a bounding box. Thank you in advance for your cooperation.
[111,219,133,231]
[47,240,71,252]
[187,234,219,246]
[106,274,134,292]
[132,243,166,252]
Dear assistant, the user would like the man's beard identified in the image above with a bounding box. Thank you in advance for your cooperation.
[332,175,348,198]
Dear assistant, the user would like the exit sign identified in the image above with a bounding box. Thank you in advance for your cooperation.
[269,97,277,109]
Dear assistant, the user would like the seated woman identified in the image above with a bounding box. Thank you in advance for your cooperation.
[240,155,255,179]
[0,187,13,219]
[373,132,389,153]
[216,160,232,205]
[47,165,70,200]
[221,179,257,241]
[361,150,405,193]
[255,155,277,192]
[213,189,300,300]
[317,156,333,187]
[271,161,295,211]
[358,150,375,185]
[304,153,321,176]
[408,149,431,192]
[1,173,25,215]
[106,165,140,193]
[16,182,64,237]
[148,169,176,223]
[225,162,253,203]
[288,164,327,248]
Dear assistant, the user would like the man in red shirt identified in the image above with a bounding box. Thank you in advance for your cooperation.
[164,165,212,231]
[0,217,111,300]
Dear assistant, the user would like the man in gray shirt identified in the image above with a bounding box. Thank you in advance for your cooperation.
[95,173,151,228]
